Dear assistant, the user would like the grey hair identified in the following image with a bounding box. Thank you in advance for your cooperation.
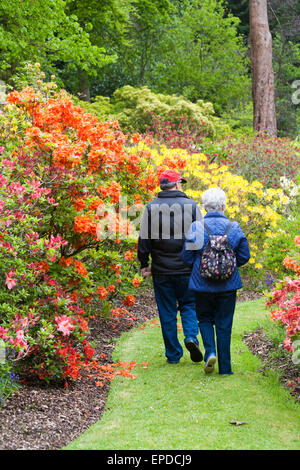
[202,187,226,212]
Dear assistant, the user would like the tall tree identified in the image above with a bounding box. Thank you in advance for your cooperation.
[250,0,277,136]
[225,0,250,36]
[91,0,174,97]
[65,0,132,100]
[148,0,250,113]
[0,0,111,90]
[121,0,174,86]
[267,0,300,138]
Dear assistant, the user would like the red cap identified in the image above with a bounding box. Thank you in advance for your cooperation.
[159,169,187,185]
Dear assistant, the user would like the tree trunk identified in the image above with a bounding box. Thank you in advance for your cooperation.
[78,70,91,102]
[250,0,277,136]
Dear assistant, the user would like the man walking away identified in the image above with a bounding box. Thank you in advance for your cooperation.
[138,169,203,364]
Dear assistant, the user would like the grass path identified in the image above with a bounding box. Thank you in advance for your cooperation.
[65,299,300,450]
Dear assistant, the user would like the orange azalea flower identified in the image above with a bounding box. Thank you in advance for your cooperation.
[60,256,73,267]
[132,277,140,287]
[295,236,300,246]
[97,184,110,199]
[131,133,142,143]
[110,263,122,275]
[82,293,93,305]
[73,198,86,211]
[73,214,97,236]
[69,291,79,303]
[124,251,134,262]
[144,136,154,146]
[162,155,187,169]
[74,260,87,277]
[108,181,121,203]
[107,284,116,293]
[123,295,135,307]
[283,256,300,274]
[40,260,49,272]
[89,197,103,211]
[97,286,108,301]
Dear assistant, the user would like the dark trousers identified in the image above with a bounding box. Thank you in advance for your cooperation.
[195,290,237,374]
[152,274,199,362]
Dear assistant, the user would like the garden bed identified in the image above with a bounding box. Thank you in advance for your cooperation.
[243,328,300,403]
[0,292,158,450]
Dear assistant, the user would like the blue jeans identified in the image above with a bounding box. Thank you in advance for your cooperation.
[152,274,199,362]
[195,291,237,374]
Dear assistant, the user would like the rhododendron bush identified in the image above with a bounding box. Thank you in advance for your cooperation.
[0,76,160,383]
[206,133,300,190]
[266,237,300,353]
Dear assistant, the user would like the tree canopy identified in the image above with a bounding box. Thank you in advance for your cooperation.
[0,0,112,86]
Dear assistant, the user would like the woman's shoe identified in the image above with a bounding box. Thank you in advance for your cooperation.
[204,354,216,374]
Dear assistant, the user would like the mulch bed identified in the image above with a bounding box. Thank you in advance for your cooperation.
[0,287,297,450]
[0,291,158,450]
[243,328,300,403]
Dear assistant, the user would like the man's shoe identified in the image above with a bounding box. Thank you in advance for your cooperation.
[204,354,216,374]
[185,340,203,363]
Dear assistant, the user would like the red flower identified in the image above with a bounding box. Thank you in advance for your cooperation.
[124,251,134,262]
[97,286,108,301]
[123,295,135,307]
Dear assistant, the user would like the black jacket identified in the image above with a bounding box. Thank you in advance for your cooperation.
[138,190,201,274]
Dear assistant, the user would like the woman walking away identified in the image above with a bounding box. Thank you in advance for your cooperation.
[181,187,250,375]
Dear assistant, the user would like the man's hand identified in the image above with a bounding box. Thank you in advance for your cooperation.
[141,267,152,277]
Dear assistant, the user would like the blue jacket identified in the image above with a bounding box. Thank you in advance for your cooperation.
[181,212,250,293]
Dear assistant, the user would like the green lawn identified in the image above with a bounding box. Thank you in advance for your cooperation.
[65,299,300,450]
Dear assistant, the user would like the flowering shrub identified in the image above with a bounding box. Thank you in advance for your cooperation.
[266,237,300,353]
[144,113,208,154]
[210,133,300,189]
[82,85,232,139]
[0,70,159,384]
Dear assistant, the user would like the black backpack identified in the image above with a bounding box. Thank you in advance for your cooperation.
[199,222,236,281]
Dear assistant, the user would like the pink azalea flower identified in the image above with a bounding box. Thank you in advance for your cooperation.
[55,315,75,336]
[15,329,27,349]
[5,272,17,290]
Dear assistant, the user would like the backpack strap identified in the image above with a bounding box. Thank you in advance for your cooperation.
[224,222,232,236]
[203,223,212,236]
